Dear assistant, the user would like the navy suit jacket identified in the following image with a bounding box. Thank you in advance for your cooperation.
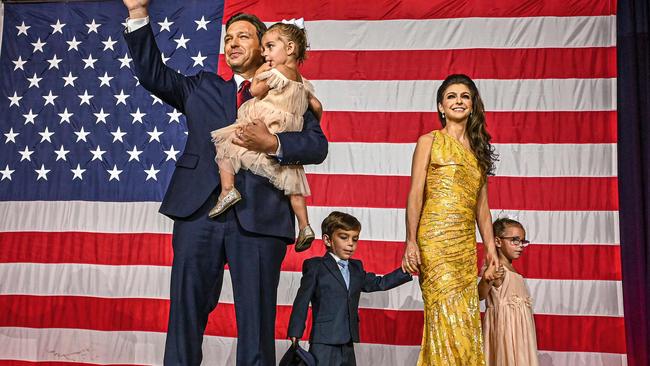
[288,254,412,345]
[124,24,328,241]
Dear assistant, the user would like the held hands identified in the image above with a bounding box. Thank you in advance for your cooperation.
[231,119,279,154]
[401,241,421,275]
[482,246,500,281]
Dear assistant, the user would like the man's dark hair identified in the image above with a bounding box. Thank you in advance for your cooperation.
[225,13,267,42]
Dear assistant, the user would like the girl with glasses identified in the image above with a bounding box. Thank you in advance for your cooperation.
[478,217,539,366]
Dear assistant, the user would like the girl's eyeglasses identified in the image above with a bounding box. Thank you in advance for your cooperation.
[498,236,530,248]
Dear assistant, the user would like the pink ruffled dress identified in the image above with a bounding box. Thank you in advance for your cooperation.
[482,267,539,366]
[210,68,315,195]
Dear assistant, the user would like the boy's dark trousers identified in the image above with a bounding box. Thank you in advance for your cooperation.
[309,342,356,366]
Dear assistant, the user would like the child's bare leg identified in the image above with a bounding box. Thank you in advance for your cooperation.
[217,158,236,198]
[290,194,309,229]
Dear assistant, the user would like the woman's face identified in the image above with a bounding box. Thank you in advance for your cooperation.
[438,83,473,122]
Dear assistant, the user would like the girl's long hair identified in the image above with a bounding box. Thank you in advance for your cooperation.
[436,74,498,176]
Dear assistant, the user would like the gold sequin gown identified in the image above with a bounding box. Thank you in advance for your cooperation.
[417,130,485,365]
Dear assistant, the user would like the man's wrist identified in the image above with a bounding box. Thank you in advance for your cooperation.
[128,8,149,20]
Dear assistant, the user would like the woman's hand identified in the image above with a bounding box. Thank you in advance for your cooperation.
[401,241,421,275]
[482,246,499,280]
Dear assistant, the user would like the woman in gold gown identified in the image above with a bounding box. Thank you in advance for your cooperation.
[402,74,499,365]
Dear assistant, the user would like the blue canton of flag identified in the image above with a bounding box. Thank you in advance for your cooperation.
[0,1,224,202]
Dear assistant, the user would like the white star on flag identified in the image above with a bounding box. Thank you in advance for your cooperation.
[86,19,101,33]
[192,51,207,67]
[31,38,46,53]
[144,164,160,181]
[94,108,110,124]
[66,36,82,51]
[107,165,123,181]
[62,72,78,87]
[127,146,143,162]
[167,109,183,123]
[54,145,70,161]
[27,73,43,88]
[82,54,98,69]
[78,90,94,105]
[12,56,27,71]
[111,127,127,143]
[118,53,132,69]
[47,54,62,70]
[74,127,90,142]
[35,164,51,181]
[174,34,190,49]
[102,36,117,51]
[130,108,146,124]
[147,126,163,142]
[4,128,19,144]
[114,90,130,105]
[98,72,114,87]
[58,108,73,124]
[1,165,15,181]
[71,164,86,180]
[38,127,54,143]
[158,17,173,32]
[195,16,210,31]
[16,21,30,36]
[19,146,34,161]
[164,145,180,161]
[8,92,22,107]
[23,109,37,124]
[42,91,58,106]
[90,145,106,161]
[51,19,66,34]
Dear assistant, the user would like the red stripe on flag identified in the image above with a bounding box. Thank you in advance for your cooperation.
[0,234,620,280]
[223,0,615,22]
[318,111,617,144]
[306,175,618,211]
[219,48,616,80]
[0,295,626,353]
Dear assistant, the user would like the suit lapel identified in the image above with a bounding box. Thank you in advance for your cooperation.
[323,254,348,291]
[225,78,237,124]
[348,260,362,294]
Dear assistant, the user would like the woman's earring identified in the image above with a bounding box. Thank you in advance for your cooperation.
[441,113,445,119]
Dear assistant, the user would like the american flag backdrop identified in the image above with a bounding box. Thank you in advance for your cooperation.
[0,0,622,365]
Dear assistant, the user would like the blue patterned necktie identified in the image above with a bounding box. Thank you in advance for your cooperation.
[338,260,350,289]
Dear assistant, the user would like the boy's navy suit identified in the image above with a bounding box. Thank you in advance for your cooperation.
[288,254,412,365]
[124,24,328,366]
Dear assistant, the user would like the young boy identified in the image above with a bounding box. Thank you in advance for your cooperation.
[287,211,413,365]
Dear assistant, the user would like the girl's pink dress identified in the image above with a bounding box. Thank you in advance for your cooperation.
[482,266,539,366]
[210,68,314,195]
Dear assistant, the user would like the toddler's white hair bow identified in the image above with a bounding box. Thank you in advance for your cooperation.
[281,17,305,29]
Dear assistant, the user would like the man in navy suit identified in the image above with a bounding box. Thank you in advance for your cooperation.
[288,212,412,365]
[122,1,328,365]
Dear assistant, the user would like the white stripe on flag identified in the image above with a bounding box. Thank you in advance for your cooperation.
[0,328,627,366]
[311,79,616,112]
[0,263,625,316]
[220,16,616,52]
[306,142,617,177]
[0,201,619,244]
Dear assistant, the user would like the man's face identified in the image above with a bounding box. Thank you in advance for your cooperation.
[224,20,263,75]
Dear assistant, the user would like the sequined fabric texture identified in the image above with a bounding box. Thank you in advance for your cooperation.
[417,130,485,366]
